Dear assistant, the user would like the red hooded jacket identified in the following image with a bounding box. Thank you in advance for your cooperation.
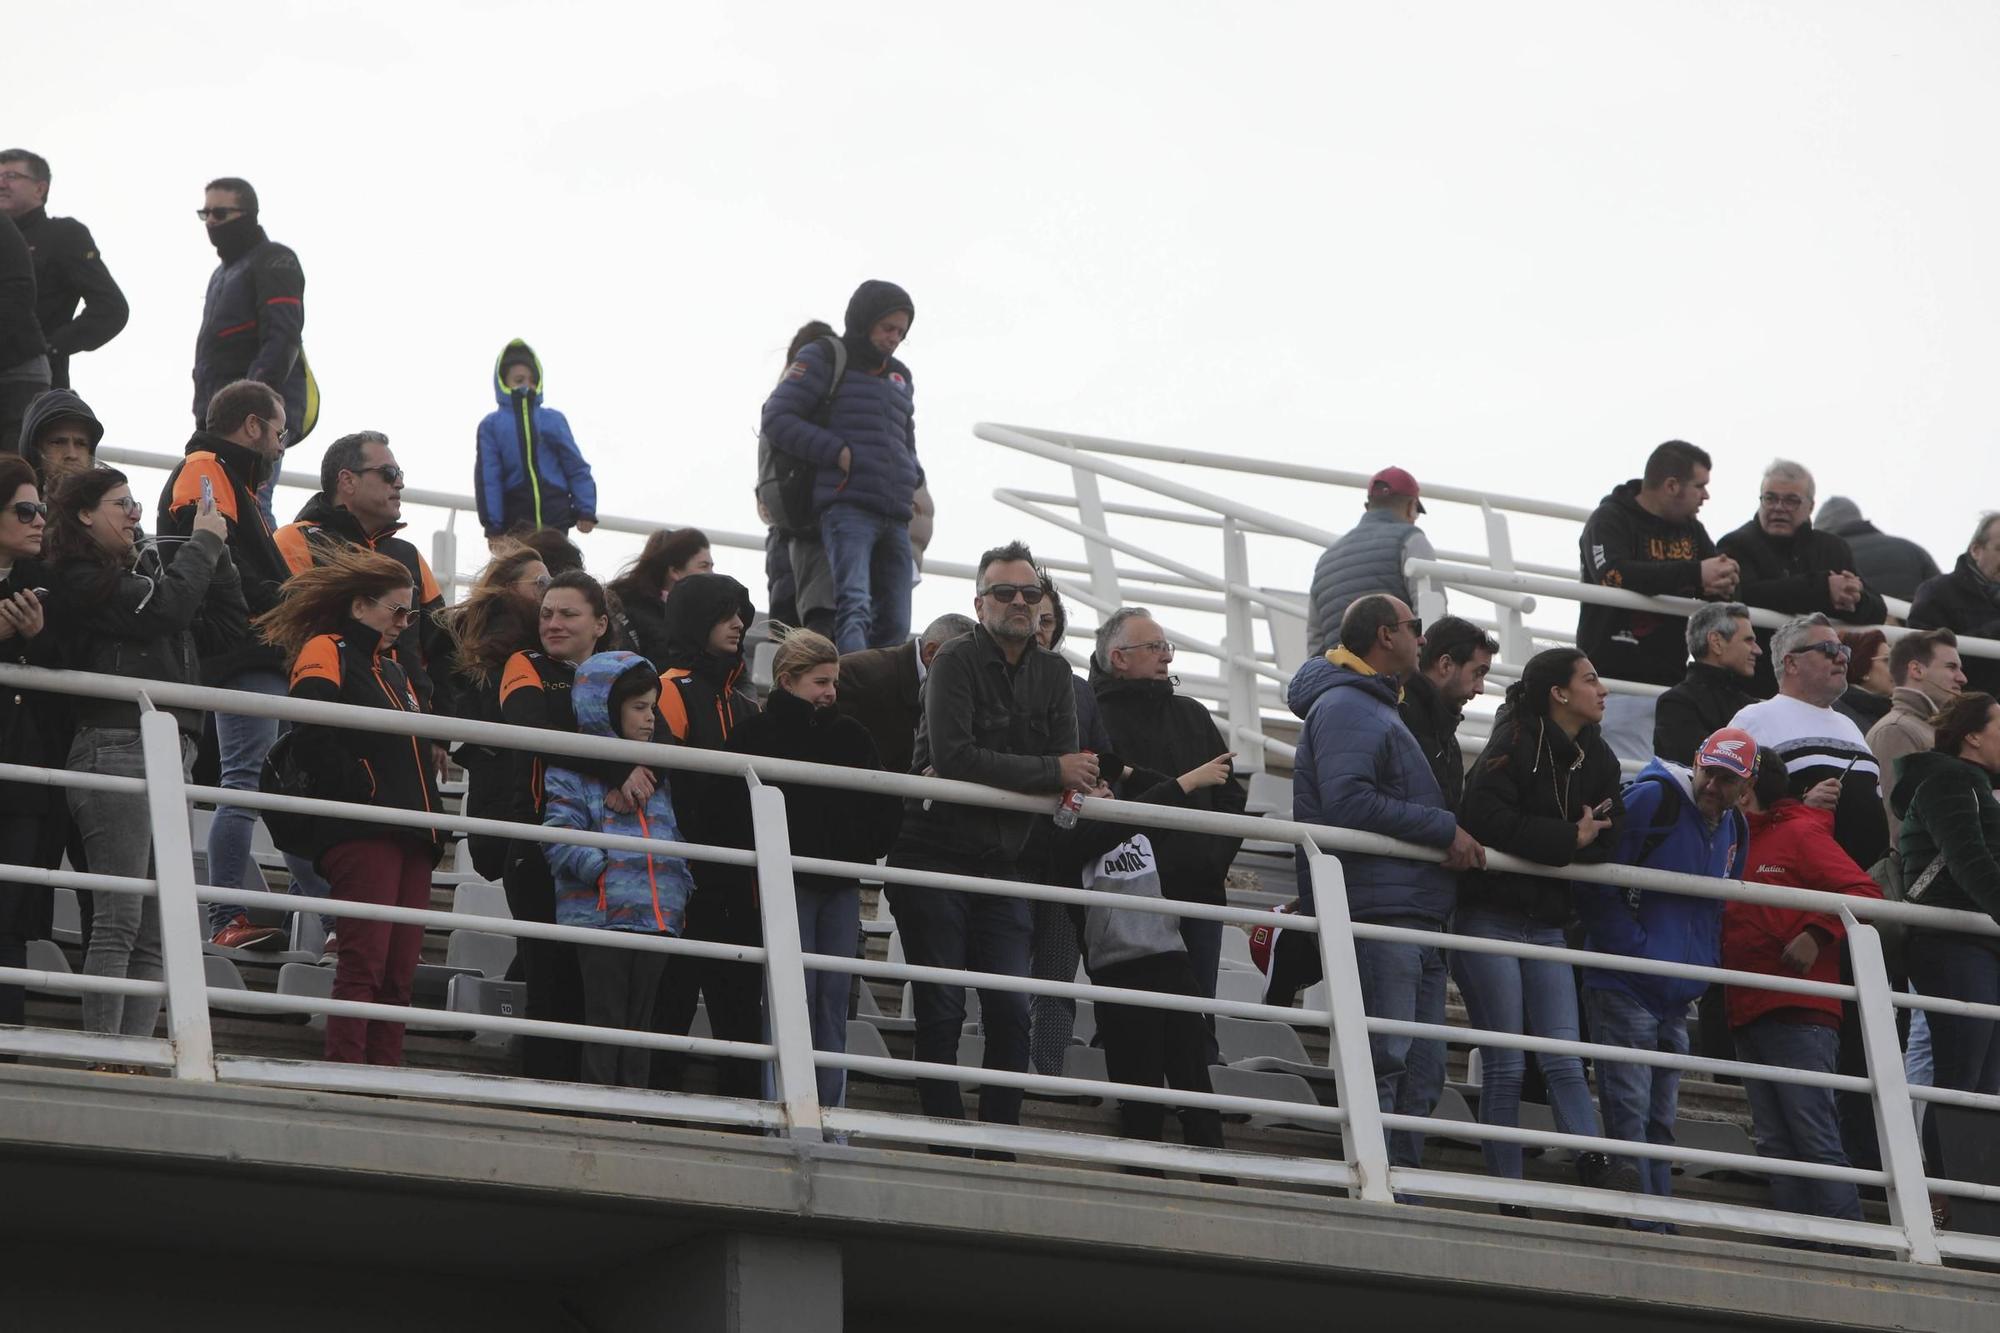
[1724,801,1883,1029]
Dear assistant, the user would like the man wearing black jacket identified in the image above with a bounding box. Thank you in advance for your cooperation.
[0,150,127,392]
[1401,615,1495,810]
[835,612,975,777]
[1578,440,1741,763]
[888,541,1094,1130]
[1091,608,1249,1025]
[156,379,329,949]
[1719,460,1886,697]
[1909,514,2000,696]
[1653,601,1761,766]
[0,211,45,460]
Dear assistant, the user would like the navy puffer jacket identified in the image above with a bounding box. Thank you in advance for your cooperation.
[760,340,923,521]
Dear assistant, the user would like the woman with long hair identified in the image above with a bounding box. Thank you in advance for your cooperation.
[1891,690,2000,1185]
[436,541,550,879]
[719,627,901,1107]
[608,526,710,667]
[255,545,443,1066]
[46,465,242,1042]
[1454,646,1634,1199]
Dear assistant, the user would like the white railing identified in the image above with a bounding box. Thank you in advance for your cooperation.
[3,662,1998,1266]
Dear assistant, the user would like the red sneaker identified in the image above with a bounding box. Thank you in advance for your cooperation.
[211,915,285,951]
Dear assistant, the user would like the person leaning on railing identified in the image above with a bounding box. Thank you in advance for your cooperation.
[252,546,443,1067]
[46,464,243,1048]
[0,453,62,1056]
[434,541,550,879]
[1888,690,2000,1187]
[1453,647,1637,1202]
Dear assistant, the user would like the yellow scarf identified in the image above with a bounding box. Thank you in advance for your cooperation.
[1326,645,1406,703]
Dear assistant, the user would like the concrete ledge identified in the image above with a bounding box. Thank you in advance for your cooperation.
[0,1066,1992,1332]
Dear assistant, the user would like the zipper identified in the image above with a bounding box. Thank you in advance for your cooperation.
[516,393,543,528]
[636,807,665,931]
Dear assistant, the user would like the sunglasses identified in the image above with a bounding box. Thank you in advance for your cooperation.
[8,501,48,523]
[1788,640,1852,663]
[980,583,1046,605]
[1397,617,1425,637]
[366,594,418,624]
[194,206,247,221]
[514,572,553,591]
[351,463,405,486]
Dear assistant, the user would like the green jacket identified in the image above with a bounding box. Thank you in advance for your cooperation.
[1891,749,2000,925]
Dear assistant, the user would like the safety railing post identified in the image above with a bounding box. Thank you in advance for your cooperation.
[432,523,460,606]
[1070,463,1124,612]
[1480,503,1533,664]
[139,705,216,1082]
[744,773,825,1142]
[1844,912,1941,1264]
[1220,519,1265,775]
[1304,849,1393,1202]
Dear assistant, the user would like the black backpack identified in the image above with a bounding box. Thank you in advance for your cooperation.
[258,731,323,861]
[755,333,847,534]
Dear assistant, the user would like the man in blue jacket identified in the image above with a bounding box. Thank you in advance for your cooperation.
[1577,727,1754,1225]
[475,339,597,547]
[1283,594,1484,1170]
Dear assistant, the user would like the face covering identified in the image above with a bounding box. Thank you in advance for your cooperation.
[208,214,261,263]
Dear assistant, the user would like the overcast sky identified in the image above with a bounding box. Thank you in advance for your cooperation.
[25,1,2000,649]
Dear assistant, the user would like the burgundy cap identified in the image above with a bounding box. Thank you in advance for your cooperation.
[1696,727,1758,778]
[1369,466,1426,514]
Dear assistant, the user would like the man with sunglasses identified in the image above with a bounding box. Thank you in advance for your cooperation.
[191,176,317,471]
[887,540,1094,1133]
[159,379,331,950]
[1719,459,1886,698]
[274,431,449,719]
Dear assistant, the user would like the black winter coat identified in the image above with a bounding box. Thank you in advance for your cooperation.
[0,558,66,813]
[1091,668,1249,906]
[1717,517,1888,696]
[1653,661,1759,768]
[0,212,42,375]
[191,223,314,442]
[1457,711,1625,925]
[15,206,127,389]
[1577,480,1720,688]
[1909,555,2000,697]
[1892,749,2000,937]
[157,432,289,680]
[1399,669,1466,812]
[610,581,671,672]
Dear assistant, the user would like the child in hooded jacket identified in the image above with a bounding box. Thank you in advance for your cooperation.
[475,339,597,545]
[542,650,696,1089]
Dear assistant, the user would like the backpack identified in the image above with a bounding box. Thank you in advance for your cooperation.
[1616,770,1745,911]
[258,731,323,861]
[756,333,847,534]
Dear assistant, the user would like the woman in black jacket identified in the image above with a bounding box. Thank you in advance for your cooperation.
[719,627,901,1107]
[1454,647,1631,1193]
[46,466,242,1041]
[254,546,443,1066]
[0,454,63,1051]
[608,527,710,669]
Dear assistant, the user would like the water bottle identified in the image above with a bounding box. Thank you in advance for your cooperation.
[1052,749,1095,830]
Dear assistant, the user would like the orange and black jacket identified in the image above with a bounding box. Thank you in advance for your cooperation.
[657,573,758,752]
[287,619,443,863]
[156,431,291,680]
[275,491,450,713]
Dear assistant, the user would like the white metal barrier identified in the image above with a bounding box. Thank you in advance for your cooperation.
[1,663,1997,1265]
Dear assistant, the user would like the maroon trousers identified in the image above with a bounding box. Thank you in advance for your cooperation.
[322,837,434,1066]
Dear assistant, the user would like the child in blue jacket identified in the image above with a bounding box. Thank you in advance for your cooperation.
[542,650,695,1088]
[476,339,598,547]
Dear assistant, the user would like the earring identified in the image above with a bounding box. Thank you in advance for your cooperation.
[1558,694,1570,704]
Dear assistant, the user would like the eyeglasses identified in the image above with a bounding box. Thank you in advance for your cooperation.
[194,206,247,222]
[351,463,405,486]
[1117,639,1176,655]
[0,171,42,185]
[109,496,143,515]
[1759,492,1808,511]
[979,583,1046,605]
[1788,640,1852,663]
[366,595,418,624]
[513,572,552,591]
[251,415,291,445]
[7,501,48,524]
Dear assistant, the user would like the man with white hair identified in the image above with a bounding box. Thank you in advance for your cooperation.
[1719,460,1886,698]
[1653,601,1761,766]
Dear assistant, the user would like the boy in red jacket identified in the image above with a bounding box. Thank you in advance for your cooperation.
[1726,757,1883,1230]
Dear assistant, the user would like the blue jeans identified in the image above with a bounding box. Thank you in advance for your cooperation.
[796,880,860,1108]
[819,502,913,654]
[1354,935,1447,1170]
[1449,907,1601,1179]
[1908,930,2000,1171]
[1733,1016,1862,1223]
[208,669,332,934]
[887,856,1032,1125]
[1584,985,1687,1227]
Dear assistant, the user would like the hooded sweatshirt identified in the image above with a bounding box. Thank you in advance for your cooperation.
[474,339,597,536]
[14,386,102,465]
[1576,479,1719,688]
[759,280,923,522]
[1456,707,1625,925]
[1726,801,1882,1029]
[540,651,696,934]
[657,573,757,750]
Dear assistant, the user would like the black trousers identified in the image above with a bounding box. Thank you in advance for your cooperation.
[1093,952,1225,1149]
[0,814,56,1059]
[503,849,584,1083]
[653,885,765,1097]
[1263,929,1322,1008]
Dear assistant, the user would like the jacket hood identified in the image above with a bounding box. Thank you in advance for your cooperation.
[492,338,545,408]
[1748,799,1831,837]
[17,387,103,456]
[1287,646,1399,719]
[570,650,657,739]
[1635,755,1698,802]
[1814,496,1864,534]
[1890,748,1983,818]
[842,280,914,370]
[661,572,755,670]
[1603,478,1646,510]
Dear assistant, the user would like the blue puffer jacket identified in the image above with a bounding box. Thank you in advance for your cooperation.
[475,339,598,536]
[1290,648,1459,925]
[541,651,695,934]
[759,338,923,521]
[1576,758,1748,1018]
